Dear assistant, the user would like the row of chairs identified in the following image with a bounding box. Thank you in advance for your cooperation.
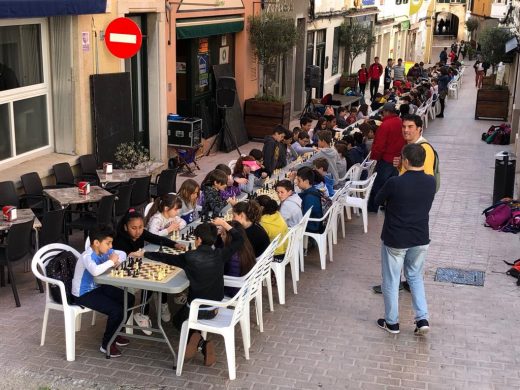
[29,159,378,378]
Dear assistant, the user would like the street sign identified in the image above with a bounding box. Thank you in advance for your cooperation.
[104,17,142,59]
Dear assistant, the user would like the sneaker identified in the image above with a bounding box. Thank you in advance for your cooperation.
[203,340,216,366]
[115,335,130,347]
[100,344,122,358]
[185,333,202,360]
[372,283,404,294]
[414,319,430,335]
[161,303,171,322]
[377,319,400,334]
[134,313,152,336]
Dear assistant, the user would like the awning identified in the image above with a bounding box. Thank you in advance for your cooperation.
[176,16,244,40]
[0,0,107,18]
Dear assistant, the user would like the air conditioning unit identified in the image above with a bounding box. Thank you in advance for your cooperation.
[490,2,509,19]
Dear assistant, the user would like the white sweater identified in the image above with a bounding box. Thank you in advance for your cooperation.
[147,212,187,236]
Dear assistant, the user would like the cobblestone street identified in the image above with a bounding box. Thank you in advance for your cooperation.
[1,68,520,390]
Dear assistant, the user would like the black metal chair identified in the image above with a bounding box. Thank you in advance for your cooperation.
[0,218,34,307]
[39,209,66,247]
[20,172,49,215]
[52,163,76,187]
[78,154,100,185]
[129,176,151,213]
[67,195,115,240]
[0,181,20,207]
[150,169,178,199]
[114,183,133,225]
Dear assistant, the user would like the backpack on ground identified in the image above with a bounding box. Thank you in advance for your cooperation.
[45,250,78,304]
[481,124,511,145]
[504,259,520,286]
[419,141,440,193]
[482,201,512,230]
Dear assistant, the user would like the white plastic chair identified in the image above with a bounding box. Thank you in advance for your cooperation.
[228,159,237,171]
[144,201,154,218]
[295,208,312,274]
[337,163,362,183]
[224,236,279,333]
[302,202,339,270]
[32,244,96,361]
[330,183,351,244]
[448,80,459,99]
[176,280,256,380]
[270,226,300,304]
[343,173,378,233]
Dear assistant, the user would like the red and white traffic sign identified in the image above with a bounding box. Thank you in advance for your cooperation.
[105,17,142,59]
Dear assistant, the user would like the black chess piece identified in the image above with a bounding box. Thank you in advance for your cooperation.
[188,242,193,251]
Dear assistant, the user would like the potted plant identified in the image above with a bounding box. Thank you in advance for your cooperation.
[465,17,479,42]
[474,27,513,120]
[114,142,150,169]
[245,13,298,138]
[338,21,376,76]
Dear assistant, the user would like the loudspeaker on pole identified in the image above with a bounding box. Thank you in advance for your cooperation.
[216,76,236,108]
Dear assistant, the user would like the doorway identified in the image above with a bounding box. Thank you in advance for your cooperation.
[125,14,149,148]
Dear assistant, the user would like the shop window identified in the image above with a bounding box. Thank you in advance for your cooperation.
[0,19,51,163]
[332,27,340,76]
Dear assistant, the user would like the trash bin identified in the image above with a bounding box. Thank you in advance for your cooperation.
[493,151,516,203]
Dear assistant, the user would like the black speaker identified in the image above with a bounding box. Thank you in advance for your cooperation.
[216,76,236,108]
[305,65,321,89]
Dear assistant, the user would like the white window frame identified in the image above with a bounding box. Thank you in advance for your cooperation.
[0,18,53,166]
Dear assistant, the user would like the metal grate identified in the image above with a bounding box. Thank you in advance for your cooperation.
[434,268,485,287]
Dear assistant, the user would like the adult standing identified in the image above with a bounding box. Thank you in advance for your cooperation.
[368,57,384,101]
[458,40,466,60]
[371,113,438,294]
[367,103,405,212]
[438,19,445,34]
[358,63,369,98]
[474,60,485,88]
[384,58,393,92]
[439,47,448,64]
[436,67,450,118]
[375,143,435,335]
[393,58,405,84]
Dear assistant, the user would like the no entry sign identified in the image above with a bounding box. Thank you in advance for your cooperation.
[105,18,142,59]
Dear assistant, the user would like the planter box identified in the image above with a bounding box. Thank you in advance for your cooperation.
[475,88,509,120]
[244,99,291,139]
[482,75,496,89]
[339,75,358,90]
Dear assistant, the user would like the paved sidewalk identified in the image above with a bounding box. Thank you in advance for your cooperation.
[1,73,520,390]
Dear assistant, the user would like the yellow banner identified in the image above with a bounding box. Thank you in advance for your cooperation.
[409,0,423,15]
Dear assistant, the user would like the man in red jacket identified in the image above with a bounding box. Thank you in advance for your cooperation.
[367,102,406,212]
[368,57,384,101]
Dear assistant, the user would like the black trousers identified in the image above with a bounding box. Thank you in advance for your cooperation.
[370,79,380,100]
[439,97,445,115]
[359,83,367,96]
[384,81,391,92]
[173,305,218,332]
[75,285,135,348]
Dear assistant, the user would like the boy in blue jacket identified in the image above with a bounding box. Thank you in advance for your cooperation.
[295,167,324,233]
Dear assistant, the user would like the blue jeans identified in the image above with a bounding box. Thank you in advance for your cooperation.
[381,243,429,325]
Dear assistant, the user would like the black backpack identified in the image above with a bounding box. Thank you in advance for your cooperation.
[45,250,78,304]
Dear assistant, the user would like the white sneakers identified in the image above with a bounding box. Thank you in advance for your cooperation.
[134,313,152,335]
[161,303,171,322]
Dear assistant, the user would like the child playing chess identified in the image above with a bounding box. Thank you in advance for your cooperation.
[113,209,183,333]
[312,158,334,197]
[177,179,200,224]
[274,180,302,228]
[232,155,265,194]
[201,169,236,217]
[256,195,288,262]
[72,226,136,358]
[145,194,186,237]
[145,218,243,366]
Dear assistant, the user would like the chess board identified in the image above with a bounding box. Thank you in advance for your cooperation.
[107,258,182,283]
[255,188,279,202]
[161,247,189,255]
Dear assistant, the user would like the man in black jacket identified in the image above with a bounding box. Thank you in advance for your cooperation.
[145,217,243,366]
[375,144,435,336]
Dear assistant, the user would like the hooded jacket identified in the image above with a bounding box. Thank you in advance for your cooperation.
[262,136,285,175]
[296,147,340,182]
[299,186,324,233]
[280,193,303,228]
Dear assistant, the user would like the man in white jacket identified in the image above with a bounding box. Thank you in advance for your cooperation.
[275,180,303,228]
